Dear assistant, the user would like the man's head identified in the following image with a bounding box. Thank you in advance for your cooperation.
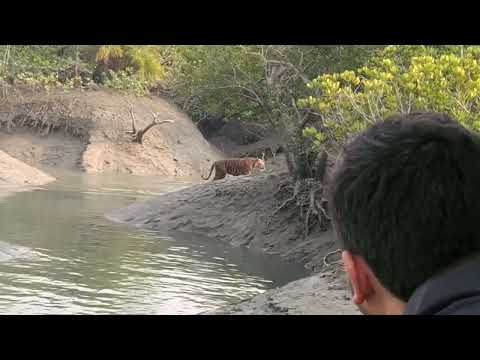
[329,112,480,315]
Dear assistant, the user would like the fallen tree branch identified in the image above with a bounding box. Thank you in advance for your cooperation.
[125,101,175,144]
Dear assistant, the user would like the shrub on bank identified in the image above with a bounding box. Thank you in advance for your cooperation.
[0,46,165,96]
[299,45,480,146]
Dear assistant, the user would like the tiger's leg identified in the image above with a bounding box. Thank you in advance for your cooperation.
[213,167,227,180]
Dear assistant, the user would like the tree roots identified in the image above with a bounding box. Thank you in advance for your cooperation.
[266,177,330,238]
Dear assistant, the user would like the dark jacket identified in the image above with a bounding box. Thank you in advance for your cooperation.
[404,257,480,315]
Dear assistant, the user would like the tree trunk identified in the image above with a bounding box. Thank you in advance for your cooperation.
[313,150,328,181]
[284,143,298,178]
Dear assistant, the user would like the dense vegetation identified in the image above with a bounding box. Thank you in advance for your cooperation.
[299,45,480,148]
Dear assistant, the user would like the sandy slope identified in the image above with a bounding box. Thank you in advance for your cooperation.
[0,88,223,178]
[0,150,54,187]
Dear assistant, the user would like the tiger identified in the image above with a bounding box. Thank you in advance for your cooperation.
[202,157,266,181]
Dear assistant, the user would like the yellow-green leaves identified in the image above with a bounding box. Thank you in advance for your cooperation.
[303,126,326,151]
[96,45,166,84]
[300,45,480,142]
[96,45,124,63]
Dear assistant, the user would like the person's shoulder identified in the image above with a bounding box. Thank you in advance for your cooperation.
[435,295,480,315]
[405,257,480,315]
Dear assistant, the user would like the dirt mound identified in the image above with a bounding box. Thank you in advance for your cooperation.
[0,88,223,177]
[0,150,55,187]
[0,130,84,170]
[203,269,358,315]
[0,149,55,201]
[106,172,339,272]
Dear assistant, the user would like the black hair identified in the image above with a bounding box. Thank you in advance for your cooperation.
[329,112,480,301]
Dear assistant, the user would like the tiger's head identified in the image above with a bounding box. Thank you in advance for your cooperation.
[255,158,266,171]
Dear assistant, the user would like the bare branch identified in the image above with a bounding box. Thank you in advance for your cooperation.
[124,99,137,134]
[125,102,175,144]
[134,118,174,144]
[266,59,310,85]
[236,84,265,107]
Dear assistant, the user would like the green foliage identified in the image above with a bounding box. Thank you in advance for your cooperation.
[95,45,166,83]
[126,46,166,83]
[302,126,326,151]
[170,45,261,119]
[103,69,150,96]
[0,45,169,95]
[299,45,480,144]
[96,45,124,64]
[0,46,74,77]
[15,71,63,90]
[169,45,381,126]
[0,46,91,90]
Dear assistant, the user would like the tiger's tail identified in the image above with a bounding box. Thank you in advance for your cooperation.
[202,163,215,180]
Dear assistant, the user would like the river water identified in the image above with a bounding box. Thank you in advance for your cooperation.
[0,171,306,314]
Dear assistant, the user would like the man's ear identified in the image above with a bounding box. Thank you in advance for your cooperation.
[342,250,375,305]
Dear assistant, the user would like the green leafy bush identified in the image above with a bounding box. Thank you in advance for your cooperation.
[96,45,166,83]
[102,69,150,96]
[299,45,480,144]
[0,45,168,95]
